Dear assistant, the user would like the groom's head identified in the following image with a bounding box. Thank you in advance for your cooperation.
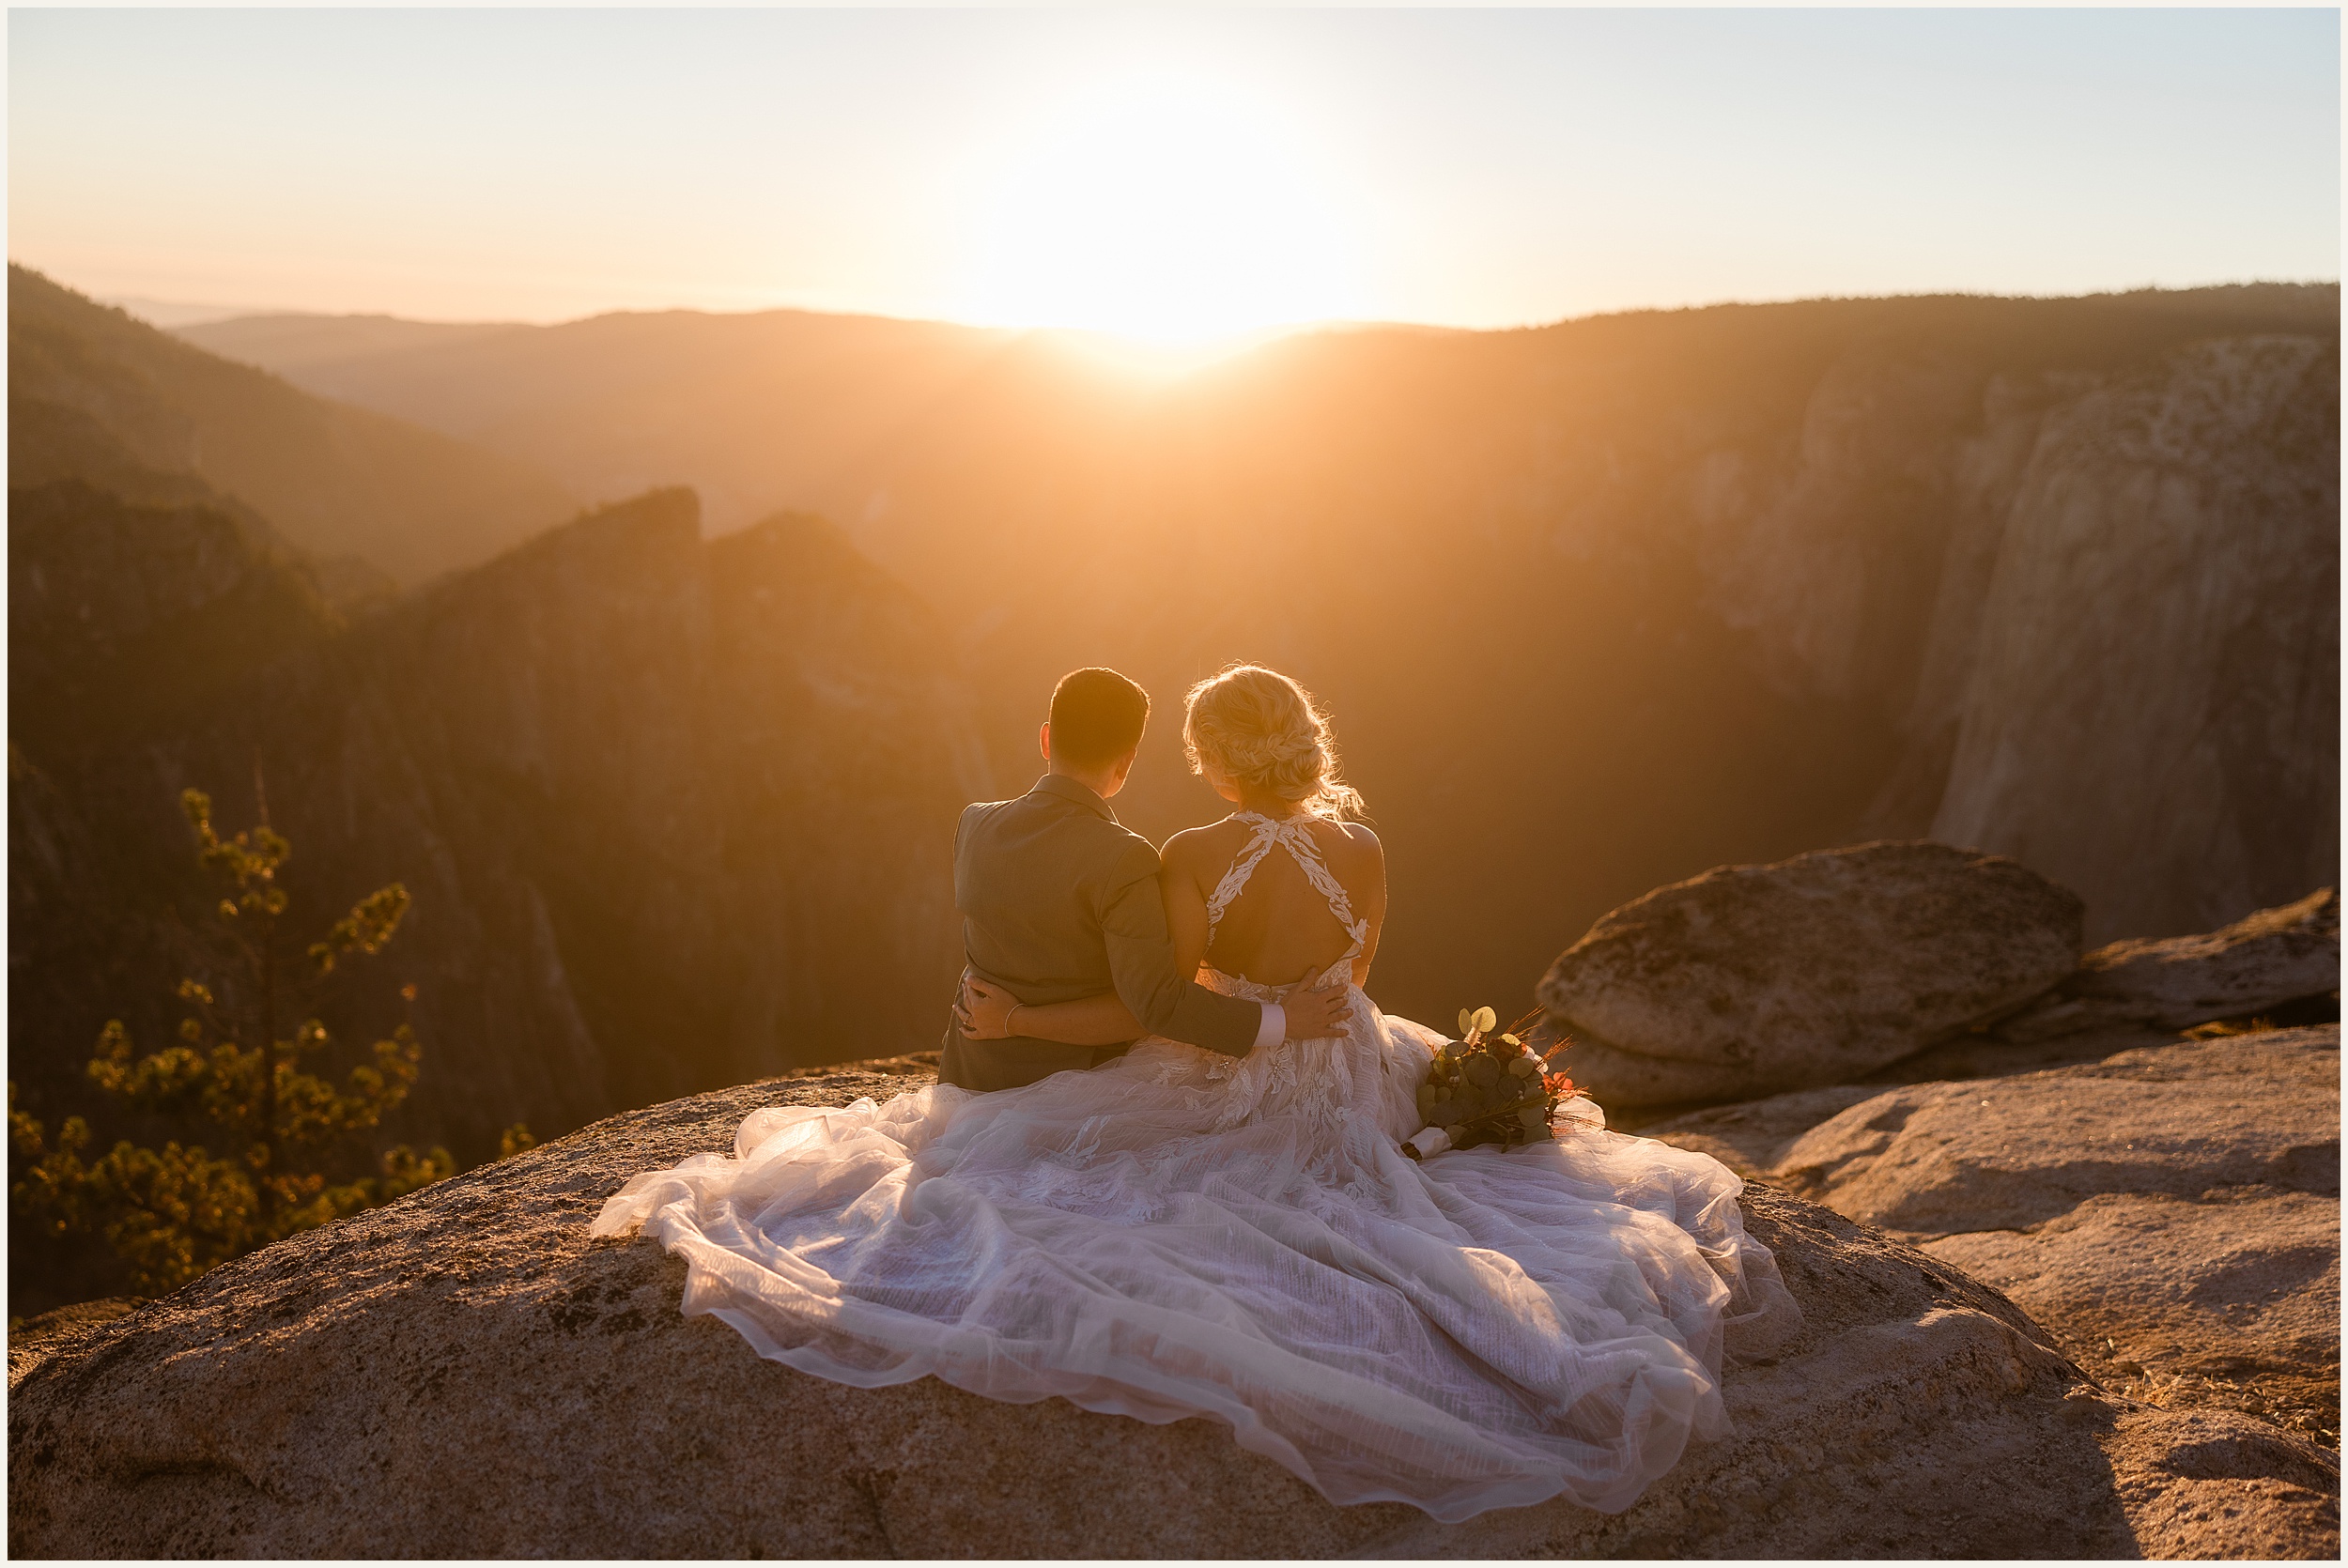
[1042,667,1150,798]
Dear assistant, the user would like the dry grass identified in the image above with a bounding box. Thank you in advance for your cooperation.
[2091,1341,2340,1448]
[2182,1015,2282,1038]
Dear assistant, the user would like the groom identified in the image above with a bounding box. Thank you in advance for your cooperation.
[940,667,1349,1092]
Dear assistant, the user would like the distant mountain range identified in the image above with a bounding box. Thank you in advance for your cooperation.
[14,267,576,585]
[184,280,2340,961]
[103,295,284,331]
[9,266,2337,1318]
[182,305,1021,541]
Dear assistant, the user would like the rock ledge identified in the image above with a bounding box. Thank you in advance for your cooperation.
[9,1069,2336,1558]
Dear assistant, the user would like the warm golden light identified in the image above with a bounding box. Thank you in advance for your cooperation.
[958,70,1367,346]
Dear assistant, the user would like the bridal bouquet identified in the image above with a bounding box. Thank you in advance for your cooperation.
[1401,1006,1582,1161]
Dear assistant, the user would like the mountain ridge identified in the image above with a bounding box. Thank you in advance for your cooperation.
[10,264,577,585]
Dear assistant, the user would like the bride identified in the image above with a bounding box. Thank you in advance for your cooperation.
[592,664,1798,1522]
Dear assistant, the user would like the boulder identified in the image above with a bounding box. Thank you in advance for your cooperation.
[9,1068,2336,1558]
[1538,841,2084,1107]
[2017,887,2340,1038]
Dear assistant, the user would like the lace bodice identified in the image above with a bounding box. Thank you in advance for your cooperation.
[1201,811,1369,992]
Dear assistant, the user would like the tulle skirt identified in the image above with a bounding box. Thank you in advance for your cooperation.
[591,989,1799,1521]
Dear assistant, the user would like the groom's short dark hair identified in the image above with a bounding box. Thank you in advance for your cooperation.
[1050,668,1150,765]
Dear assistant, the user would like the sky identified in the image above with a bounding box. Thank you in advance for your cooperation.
[8,7,2340,341]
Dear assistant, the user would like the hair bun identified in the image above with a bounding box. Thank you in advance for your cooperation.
[1182,665,1365,821]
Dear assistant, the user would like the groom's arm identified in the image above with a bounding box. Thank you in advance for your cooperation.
[1098,843,1274,1059]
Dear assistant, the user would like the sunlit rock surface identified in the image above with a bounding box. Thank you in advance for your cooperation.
[9,1068,2335,1558]
[1773,1031,2340,1237]
[1715,1026,2343,1446]
[1927,1190,2340,1445]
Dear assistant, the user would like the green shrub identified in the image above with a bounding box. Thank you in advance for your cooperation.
[9,786,459,1296]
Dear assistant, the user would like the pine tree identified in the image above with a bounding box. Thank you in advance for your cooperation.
[9,785,459,1296]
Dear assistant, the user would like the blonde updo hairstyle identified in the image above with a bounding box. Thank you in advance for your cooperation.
[1182,663,1366,821]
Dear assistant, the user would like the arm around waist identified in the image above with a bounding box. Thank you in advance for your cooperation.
[1098,842,1262,1058]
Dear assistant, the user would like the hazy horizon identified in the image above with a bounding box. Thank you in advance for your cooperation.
[11,8,2339,341]
[70,275,2348,350]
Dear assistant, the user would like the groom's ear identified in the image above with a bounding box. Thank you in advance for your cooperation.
[1038,721,1053,762]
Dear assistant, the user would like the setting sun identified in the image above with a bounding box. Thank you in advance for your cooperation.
[957,70,1367,344]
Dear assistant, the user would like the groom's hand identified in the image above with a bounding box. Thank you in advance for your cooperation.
[1277,967,1352,1042]
[955,974,1020,1039]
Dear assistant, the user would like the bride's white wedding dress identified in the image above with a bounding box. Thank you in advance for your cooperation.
[593,812,1799,1521]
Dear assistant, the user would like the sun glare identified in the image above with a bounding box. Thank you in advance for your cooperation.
[958,71,1367,348]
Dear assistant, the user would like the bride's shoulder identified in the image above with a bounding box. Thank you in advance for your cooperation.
[1160,820,1244,871]
[1317,819,1383,861]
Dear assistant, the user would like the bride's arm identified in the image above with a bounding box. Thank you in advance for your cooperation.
[1342,824,1389,990]
[1159,833,1213,981]
[955,974,1144,1044]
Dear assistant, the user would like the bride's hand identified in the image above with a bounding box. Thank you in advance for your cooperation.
[955,974,1021,1039]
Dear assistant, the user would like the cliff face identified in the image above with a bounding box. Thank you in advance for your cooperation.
[9,488,989,1166]
[9,480,350,1148]
[1923,339,2338,938]
[1685,331,2339,941]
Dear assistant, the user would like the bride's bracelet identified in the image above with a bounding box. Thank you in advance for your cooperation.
[1007,1003,1027,1037]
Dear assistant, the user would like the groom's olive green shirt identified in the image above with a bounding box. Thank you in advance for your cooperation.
[940,774,1261,1092]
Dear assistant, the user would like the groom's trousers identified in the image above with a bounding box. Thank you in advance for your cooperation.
[938,1025,1135,1095]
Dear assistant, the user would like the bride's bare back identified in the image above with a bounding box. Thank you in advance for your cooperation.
[1162,814,1387,990]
